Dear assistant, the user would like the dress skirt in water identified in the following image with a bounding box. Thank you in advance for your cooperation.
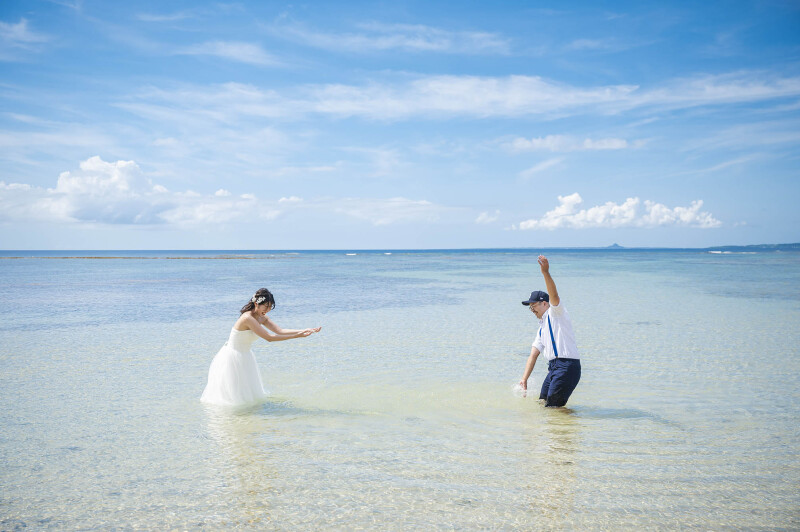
[201,328,268,407]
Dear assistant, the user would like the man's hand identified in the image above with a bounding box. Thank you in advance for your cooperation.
[538,255,550,274]
[538,255,559,306]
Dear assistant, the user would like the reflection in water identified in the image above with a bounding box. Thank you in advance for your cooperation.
[203,404,279,528]
[519,406,581,529]
[576,406,679,427]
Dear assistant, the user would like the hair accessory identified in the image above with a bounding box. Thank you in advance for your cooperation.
[251,296,267,304]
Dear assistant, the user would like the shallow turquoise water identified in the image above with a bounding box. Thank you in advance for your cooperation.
[1,250,798,529]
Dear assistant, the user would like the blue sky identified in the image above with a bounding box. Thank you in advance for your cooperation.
[1,0,799,249]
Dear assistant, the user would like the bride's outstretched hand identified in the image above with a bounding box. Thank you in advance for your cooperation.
[302,327,322,336]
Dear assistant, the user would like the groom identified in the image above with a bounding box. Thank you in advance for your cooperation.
[518,256,582,407]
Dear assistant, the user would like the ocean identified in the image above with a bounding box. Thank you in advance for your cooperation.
[1,249,798,529]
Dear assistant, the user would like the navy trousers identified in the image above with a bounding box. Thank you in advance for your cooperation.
[539,358,581,407]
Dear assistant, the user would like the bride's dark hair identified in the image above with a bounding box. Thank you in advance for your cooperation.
[240,288,276,314]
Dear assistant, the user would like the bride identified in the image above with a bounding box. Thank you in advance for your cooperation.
[201,288,321,407]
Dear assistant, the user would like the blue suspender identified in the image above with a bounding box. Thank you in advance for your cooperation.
[547,315,559,358]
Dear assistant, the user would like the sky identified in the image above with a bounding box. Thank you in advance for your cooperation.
[1,0,799,249]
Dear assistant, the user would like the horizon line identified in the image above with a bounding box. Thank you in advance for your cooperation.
[1,242,798,253]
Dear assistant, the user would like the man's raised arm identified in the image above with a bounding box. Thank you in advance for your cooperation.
[538,255,560,306]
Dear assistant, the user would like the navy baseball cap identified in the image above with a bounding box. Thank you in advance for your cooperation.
[522,291,549,305]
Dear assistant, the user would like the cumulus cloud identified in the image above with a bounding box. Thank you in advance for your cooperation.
[515,193,721,230]
[47,157,170,224]
[0,156,282,226]
[0,180,59,223]
[55,157,149,195]
[511,135,629,152]
[0,157,447,228]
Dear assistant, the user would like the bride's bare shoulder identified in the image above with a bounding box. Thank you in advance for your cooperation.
[233,313,255,331]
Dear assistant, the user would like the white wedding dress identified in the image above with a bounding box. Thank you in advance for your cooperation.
[201,328,268,407]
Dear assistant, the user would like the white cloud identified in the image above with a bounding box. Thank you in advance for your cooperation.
[118,83,288,123]
[158,193,278,225]
[48,1,82,11]
[272,165,338,177]
[137,11,194,22]
[0,157,448,228]
[565,37,648,54]
[273,21,510,55]
[53,157,154,196]
[334,197,447,226]
[687,120,800,152]
[0,182,31,191]
[304,72,800,119]
[0,128,115,154]
[306,75,638,119]
[511,135,629,152]
[568,39,611,50]
[175,41,279,66]
[338,146,404,177]
[630,72,800,111]
[515,193,721,230]
[475,211,500,224]
[0,18,49,58]
[703,156,757,172]
[519,158,563,180]
[0,156,278,226]
[582,138,628,150]
[118,77,633,123]
[152,137,180,147]
[116,71,800,126]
